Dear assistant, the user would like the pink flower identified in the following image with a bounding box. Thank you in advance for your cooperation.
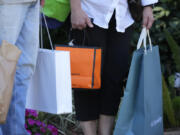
[47,125,58,135]
[35,120,42,126]
[52,132,58,135]
[47,125,55,131]
[52,128,58,135]
[27,118,35,126]
[26,109,38,117]
[29,109,38,117]
[35,133,41,135]
[25,124,28,129]
[41,122,46,127]
[25,110,29,116]
[27,130,32,135]
[40,127,46,133]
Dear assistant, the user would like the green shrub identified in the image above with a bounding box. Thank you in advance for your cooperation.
[164,29,180,72]
[172,97,180,126]
[162,76,176,128]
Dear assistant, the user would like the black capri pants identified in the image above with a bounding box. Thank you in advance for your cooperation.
[72,14,134,121]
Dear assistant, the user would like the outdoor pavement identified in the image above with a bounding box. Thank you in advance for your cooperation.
[164,131,180,135]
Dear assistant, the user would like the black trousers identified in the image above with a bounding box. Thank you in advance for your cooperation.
[72,14,134,121]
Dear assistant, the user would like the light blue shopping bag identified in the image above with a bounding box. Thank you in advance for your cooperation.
[114,28,163,135]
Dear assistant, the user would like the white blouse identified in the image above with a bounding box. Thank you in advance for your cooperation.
[81,0,158,32]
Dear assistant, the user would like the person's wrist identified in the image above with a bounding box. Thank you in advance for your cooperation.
[71,7,82,15]
[143,4,154,9]
[143,6,153,12]
[70,1,82,13]
[40,0,45,7]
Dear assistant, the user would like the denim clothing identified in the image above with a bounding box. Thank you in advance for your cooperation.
[0,1,39,135]
[0,0,37,4]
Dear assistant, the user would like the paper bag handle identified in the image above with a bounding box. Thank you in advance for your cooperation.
[137,27,152,53]
[40,10,54,50]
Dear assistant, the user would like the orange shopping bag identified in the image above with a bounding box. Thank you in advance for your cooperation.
[56,45,102,89]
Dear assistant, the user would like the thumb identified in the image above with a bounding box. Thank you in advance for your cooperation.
[86,17,94,28]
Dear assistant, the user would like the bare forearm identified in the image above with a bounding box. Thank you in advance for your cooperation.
[70,0,93,30]
[40,0,45,6]
[70,0,82,12]
[142,6,154,29]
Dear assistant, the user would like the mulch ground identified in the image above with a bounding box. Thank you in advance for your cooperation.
[164,128,180,135]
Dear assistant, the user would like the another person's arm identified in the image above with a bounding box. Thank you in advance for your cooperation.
[142,0,158,29]
[142,6,154,29]
[70,0,93,30]
[41,0,45,7]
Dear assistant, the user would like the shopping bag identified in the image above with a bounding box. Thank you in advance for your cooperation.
[26,48,72,114]
[56,45,102,89]
[0,40,21,123]
[26,15,72,114]
[114,28,163,135]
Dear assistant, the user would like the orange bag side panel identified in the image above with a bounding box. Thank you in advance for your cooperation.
[56,46,97,89]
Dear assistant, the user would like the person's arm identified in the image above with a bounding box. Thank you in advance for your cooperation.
[70,0,93,30]
[142,0,158,29]
[41,0,45,7]
[142,6,154,29]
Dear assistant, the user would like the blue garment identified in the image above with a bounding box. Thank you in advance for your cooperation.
[41,14,63,29]
[0,1,39,135]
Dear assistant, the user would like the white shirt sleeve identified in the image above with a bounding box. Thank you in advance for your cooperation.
[141,0,158,6]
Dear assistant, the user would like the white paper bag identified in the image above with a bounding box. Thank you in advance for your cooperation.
[26,48,72,114]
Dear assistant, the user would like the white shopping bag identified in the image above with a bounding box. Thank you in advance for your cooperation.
[26,48,72,114]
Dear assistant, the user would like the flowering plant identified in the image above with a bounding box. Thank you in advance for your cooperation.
[25,109,58,135]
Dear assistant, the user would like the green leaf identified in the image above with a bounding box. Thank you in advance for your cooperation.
[164,29,180,72]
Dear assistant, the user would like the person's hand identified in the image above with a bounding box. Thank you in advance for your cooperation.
[41,0,45,7]
[71,9,94,30]
[142,6,154,29]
